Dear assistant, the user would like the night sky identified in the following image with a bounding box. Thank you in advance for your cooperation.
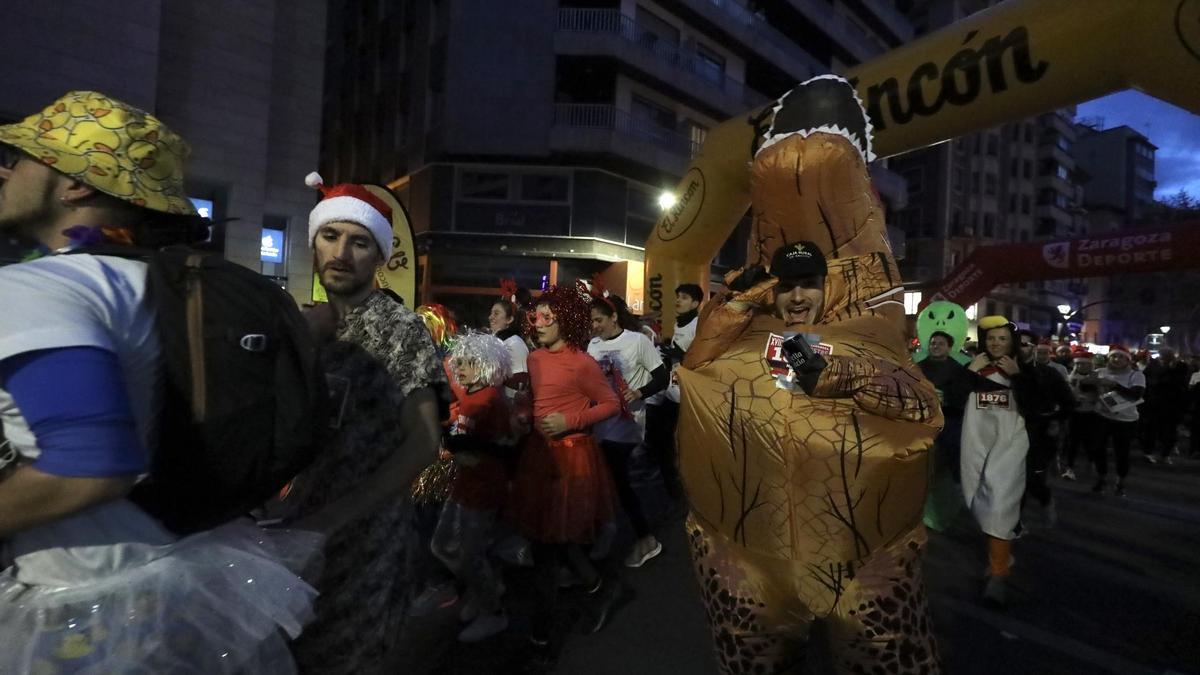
[1077,91,1200,200]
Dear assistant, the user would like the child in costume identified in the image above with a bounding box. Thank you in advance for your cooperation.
[431,331,514,642]
[510,284,622,649]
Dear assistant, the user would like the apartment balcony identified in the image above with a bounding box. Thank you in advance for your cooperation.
[550,103,698,176]
[677,0,827,82]
[555,9,767,115]
[853,0,915,45]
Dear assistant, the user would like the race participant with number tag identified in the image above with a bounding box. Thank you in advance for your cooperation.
[961,316,1036,608]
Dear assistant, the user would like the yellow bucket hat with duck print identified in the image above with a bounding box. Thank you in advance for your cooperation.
[0,91,197,215]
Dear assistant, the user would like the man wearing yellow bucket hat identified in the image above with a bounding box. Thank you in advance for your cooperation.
[0,92,317,673]
[0,91,202,253]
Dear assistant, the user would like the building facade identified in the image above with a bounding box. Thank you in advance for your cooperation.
[320,0,912,322]
[891,0,1088,340]
[0,0,327,298]
[1071,122,1196,350]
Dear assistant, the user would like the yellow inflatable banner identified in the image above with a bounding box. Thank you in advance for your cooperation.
[311,184,417,304]
[645,0,1200,335]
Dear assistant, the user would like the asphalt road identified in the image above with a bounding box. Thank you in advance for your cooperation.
[397,449,1200,675]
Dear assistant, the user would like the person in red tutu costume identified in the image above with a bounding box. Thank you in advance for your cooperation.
[512,283,623,653]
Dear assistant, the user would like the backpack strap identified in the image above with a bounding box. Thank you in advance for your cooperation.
[184,252,207,421]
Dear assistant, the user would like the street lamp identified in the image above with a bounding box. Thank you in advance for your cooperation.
[657,191,678,211]
[1160,325,1171,334]
[1057,304,1072,316]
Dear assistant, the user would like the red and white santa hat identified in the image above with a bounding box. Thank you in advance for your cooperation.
[1071,346,1093,361]
[305,172,393,257]
[1108,343,1131,356]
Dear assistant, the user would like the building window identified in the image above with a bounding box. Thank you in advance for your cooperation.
[1010,158,1018,178]
[1024,124,1034,143]
[971,171,980,192]
[686,121,708,148]
[1057,135,1072,153]
[1023,159,1032,179]
[953,168,964,192]
[985,173,997,196]
[986,135,999,156]
[694,43,725,86]
[983,213,995,237]
[519,174,569,202]
[1056,164,1070,181]
[903,167,924,196]
[635,5,680,48]
[1021,195,1031,214]
[986,300,997,316]
[950,208,963,236]
[631,94,675,130]
[460,170,509,200]
[1018,307,1028,323]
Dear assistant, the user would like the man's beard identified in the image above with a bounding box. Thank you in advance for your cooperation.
[319,266,374,297]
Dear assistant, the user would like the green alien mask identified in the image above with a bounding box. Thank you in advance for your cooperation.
[914,301,970,365]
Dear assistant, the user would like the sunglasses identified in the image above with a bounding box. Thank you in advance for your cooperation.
[0,145,22,170]
[529,310,556,327]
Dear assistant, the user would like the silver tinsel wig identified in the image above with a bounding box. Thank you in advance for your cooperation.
[449,330,513,388]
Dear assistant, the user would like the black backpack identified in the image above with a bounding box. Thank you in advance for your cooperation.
[80,247,327,534]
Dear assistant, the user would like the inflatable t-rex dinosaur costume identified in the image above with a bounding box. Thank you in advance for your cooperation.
[677,76,944,674]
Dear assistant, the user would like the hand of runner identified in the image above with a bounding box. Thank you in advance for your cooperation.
[623,388,642,403]
[996,355,1020,376]
[539,412,569,437]
[968,353,990,372]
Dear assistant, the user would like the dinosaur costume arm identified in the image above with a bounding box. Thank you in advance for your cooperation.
[684,272,778,370]
[807,355,941,424]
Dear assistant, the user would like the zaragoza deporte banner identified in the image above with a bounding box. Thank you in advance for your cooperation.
[925,221,1200,310]
[312,185,417,305]
[644,0,1200,336]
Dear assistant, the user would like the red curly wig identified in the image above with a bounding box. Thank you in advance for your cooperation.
[531,283,593,350]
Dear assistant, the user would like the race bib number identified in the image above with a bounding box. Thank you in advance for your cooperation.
[763,333,832,378]
[976,390,1011,410]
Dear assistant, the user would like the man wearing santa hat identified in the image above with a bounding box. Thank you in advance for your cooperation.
[1062,347,1100,481]
[287,173,447,674]
[1087,344,1146,497]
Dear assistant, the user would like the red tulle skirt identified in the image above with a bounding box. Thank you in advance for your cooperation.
[511,433,616,544]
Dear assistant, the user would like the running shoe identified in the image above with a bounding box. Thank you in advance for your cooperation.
[624,535,663,568]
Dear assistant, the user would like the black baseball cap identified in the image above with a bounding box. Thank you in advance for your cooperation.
[769,241,827,280]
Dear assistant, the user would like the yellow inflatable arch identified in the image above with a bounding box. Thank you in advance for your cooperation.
[646,0,1200,334]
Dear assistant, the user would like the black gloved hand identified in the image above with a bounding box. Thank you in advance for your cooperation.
[781,334,827,395]
[728,265,771,293]
[660,343,684,367]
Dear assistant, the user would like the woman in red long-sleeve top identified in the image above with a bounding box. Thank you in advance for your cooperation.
[511,284,622,645]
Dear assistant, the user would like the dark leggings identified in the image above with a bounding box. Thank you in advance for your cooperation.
[600,440,652,538]
[645,401,684,500]
[529,542,600,642]
[1094,418,1136,479]
[1065,411,1100,469]
[1025,423,1055,507]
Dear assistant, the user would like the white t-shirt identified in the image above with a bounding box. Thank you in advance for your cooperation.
[1095,367,1146,423]
[502,334,529,374]
[587,329,663,443]
[664,316,698,403]
[0,254,173,573]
